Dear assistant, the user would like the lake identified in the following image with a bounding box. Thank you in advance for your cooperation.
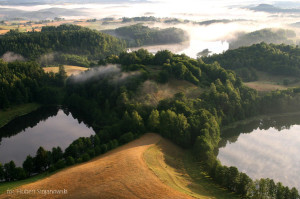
[218,113,300,190]
[129,40,229,59]
[0,107,95,166]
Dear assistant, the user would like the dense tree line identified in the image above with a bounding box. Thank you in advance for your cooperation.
[104,24,189,47]
[203,43,300,81]
[121,16,158,23]
[229,28,296,50]
[0,131,130,181]
[0,60,66,109]
[0,24,126,61]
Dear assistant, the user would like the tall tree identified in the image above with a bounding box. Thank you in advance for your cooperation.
[35,147,48,172]
[23,155,34,176]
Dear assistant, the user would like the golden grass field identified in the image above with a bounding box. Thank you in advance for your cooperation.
[0,134,193,199]
[0,133,237,199]
[144,139,238,199]
[43,65,88,76]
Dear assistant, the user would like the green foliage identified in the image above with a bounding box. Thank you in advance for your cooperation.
[0,163,4,181]
[147,110,160,131]
[81,153,90,162]
[22,155,34,176]
[0,24,126,60]
[35,147,48,172]
[66,156,75,166]
[0,60,64,108]
[159,110,190,147]
[203,43,300,80]
[119,132,134,144]
[3,161,16,181]
[113,24,188,47]
[51,147,63,164]
[54,159,66,170]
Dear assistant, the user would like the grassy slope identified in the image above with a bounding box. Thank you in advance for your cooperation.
[0,103,41,128]
[43,65,89,76]
[0,173,54,194]
[244,70,300,92]
[144,139,239,199]
[0,134,237,198]
[0,134,193,199]
[135,79,202,106]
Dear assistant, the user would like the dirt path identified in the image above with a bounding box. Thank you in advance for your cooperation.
[0,133,193,199]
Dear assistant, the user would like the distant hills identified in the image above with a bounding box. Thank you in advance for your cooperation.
[0,0,148,5]
[0,7,87,20]
[249,4,300,13]
[229,28,296,50]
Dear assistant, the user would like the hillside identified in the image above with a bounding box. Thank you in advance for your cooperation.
[229,28,296,50]
[203,43,300,83]
[0,24,126,61]
[103,24,189,47]
[0,133,237,199]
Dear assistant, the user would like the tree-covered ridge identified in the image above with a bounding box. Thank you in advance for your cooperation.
[106,49,231,87]
[0,60,65,109]
[64,50,300,198]
[105,24,189,47]
[0,24,126,60]
[229,28,296,50]
[1,49,300,198]
[203,43,300,81]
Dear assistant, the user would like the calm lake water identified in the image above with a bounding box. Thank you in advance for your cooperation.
[218,114,300,190]
[0,107,95,166]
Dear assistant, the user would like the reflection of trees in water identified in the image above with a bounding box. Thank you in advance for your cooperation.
[0,106,59,143]
[0,106,96,144]
[65,107,97,133]
[219,113,300,149]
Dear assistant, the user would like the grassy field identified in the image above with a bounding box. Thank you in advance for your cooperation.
[135,79,203,105]
[0,133,239,198]
[0,134,194,199]
[244,70,300,92]
[144,139,239,199]
[0,173,53,194]
[0,103,41,128]
[43,65,89,76]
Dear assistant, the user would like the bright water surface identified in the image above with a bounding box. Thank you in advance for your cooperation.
[0,107,95,166]
[218,114,300,190]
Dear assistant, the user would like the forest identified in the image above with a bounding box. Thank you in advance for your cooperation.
[0,48,300,198]
[104,24,189,47]
[203,42,300,81]
[0,24,126,61]
[0,60,66,109]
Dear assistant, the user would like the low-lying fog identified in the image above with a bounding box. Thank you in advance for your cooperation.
[1,0,300,57]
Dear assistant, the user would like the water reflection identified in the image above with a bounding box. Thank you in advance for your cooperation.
[0,107,95,166]
[218,113,300,190]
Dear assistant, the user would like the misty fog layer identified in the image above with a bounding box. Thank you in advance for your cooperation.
[218,125,300,190]
[2,1,300,56]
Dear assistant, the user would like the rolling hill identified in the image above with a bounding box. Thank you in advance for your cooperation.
[0,133,236,199]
